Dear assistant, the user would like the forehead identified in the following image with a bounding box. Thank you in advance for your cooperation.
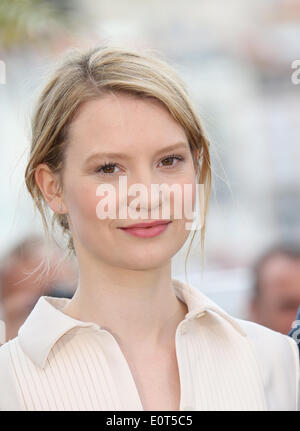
[66,92,188,152]
[262,254,300,276]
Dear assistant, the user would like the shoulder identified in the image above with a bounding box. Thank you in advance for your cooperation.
[0,338,25,410]
[234,317,300,410]
[235,316,299,361]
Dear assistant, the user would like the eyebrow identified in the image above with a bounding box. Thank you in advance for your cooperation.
[84,142,190,165]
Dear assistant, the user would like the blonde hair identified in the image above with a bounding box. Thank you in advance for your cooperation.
[24,45,211,282]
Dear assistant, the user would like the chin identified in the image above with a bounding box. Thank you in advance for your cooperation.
[116,245,179,271]
[118,259,169,271]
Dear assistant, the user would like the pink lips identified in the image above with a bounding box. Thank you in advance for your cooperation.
[119,221,172,238]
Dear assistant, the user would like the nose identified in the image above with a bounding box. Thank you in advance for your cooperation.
[119,169,163,219]
[131,170,161,216]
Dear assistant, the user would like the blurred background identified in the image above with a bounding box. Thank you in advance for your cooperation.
[0,0,300,342]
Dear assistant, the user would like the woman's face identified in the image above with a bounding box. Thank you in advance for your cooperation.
[60,92,197,270]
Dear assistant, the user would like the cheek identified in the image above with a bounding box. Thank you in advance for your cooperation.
[183,179,197,212]
[66,180,103,226]
[170,174,196,222]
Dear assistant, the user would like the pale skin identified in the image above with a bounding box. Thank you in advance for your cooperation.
[34,92,200,410]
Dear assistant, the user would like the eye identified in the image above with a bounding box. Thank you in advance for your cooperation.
[158,154,184,168]
[95,162,121,176]
[95,154,185,176]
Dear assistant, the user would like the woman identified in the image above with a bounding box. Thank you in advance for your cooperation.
[0,46,299,411]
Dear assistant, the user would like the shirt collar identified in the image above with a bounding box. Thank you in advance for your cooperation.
[18,278,247,369]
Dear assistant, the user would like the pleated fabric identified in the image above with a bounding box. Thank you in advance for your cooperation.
[0,279,298,411]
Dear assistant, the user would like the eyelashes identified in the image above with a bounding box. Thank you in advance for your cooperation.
[95,162,119,176]
[94,154,185,176]
[159,154,185,168]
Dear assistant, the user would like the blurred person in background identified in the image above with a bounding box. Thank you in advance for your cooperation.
[0,234,77,342]
[248,243,300,335]
[288,306,300,357]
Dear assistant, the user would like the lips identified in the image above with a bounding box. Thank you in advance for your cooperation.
[120,220,171,229]
[118,220,172,238]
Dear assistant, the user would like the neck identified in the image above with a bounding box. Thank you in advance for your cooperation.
[62,257,188,353]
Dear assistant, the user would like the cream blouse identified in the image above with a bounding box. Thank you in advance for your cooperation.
[0,279,299,411]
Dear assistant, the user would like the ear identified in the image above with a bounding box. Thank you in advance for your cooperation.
[34,163,66,214]
[195,149,200,160]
